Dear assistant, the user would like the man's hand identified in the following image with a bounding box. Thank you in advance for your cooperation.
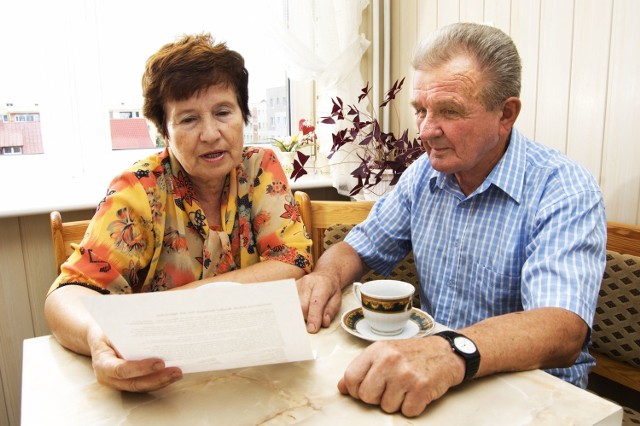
[87,326,182,392]
[337,336,465,417]
[296,272,344,333]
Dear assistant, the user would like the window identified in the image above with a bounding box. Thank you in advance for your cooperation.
[2,146,22,155]
[0,0,369,208]
[15,114,39,122]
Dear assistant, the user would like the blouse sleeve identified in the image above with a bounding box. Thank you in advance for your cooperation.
[48,171,158,295]
[248,148,313,272]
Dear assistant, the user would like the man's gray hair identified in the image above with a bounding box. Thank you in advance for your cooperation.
[412,22,521,110]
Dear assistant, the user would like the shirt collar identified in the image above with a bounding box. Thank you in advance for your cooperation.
[429,128,525,204]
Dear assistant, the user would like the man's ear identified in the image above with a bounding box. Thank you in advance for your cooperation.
[500,97,521,129]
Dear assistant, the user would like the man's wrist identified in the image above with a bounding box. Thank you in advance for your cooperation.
[434,331,481,381]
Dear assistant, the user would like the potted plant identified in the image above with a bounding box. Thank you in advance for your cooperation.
[290,78,424,197]
[271,119,317,174]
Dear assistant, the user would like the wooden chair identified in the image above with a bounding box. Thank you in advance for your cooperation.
[50,211,90,274]
[294,191,420,305]
[589,221,640,422]
[295,191,375,263]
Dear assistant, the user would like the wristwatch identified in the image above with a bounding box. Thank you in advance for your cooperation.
[435,331,481,381]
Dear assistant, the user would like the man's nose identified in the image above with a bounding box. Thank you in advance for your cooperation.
[418,117,443,140]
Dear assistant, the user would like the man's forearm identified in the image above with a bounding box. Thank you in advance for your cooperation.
[459,307,587,378]
[314,241,366,288]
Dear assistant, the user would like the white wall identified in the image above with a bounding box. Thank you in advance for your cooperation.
[388,0,640,225]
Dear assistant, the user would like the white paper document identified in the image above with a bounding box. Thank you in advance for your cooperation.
[82,279,314,374]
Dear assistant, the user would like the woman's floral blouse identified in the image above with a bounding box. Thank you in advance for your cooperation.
[49,147,312,294]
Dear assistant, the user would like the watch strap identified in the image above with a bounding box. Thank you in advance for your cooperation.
[435,330,481,381]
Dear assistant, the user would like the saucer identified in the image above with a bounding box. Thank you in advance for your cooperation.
[340,307,435,342]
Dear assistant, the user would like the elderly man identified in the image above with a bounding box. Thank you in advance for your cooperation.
[296,22,606,417]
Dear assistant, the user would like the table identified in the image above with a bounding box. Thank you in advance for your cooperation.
[22,289,622,425]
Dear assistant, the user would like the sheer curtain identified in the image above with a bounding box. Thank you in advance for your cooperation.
[259,0,371,193]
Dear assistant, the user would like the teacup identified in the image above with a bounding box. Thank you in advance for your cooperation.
[352,280,415,335]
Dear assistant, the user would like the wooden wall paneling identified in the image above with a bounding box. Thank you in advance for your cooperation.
[600,0,640,223]
[390,0,420,137]
[509,0,541,139]
[566,1,612,181]
[436,0,460,26]
[533,0,574,151]
[20,209,95,338]
[416,0,438,41]
[459,0,485,23]
[20,214,58,337]
[0,217,34,426]
[483,0,512,32]
[0,367,8,426]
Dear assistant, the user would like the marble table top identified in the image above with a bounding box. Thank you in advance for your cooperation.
[22,289,622,425]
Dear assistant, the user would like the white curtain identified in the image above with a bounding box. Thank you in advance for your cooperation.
[262,0,370,105]
[259,0,371,194]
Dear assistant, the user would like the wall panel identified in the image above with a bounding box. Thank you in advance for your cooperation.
[459,0,484,23]
[0,218,32,426]
[437,0,460,26]
[600,0,640,223]
[566,0,612,179]
[0,369,7,426]
[484,0,512,32]
[534,0,574,151]
[509,0,541,138]
[388,0,639,223]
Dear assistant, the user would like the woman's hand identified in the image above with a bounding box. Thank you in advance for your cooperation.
[87,325,182,392]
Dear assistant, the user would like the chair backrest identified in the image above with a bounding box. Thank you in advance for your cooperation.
[294,191,374,263]
[589,221,640,393]
[294,191,420,305]
[50,211,90,274]
[606,221,640,255]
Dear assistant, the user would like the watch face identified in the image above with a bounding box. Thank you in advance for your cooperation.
[453,336,477,354]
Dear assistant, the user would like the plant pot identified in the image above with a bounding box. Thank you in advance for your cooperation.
[278,151,295,175]
[362,169,394,200]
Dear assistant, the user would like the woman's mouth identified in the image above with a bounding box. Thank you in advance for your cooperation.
[201,151,224,160]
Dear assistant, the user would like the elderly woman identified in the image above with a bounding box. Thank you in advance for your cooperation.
[44,33,312,392]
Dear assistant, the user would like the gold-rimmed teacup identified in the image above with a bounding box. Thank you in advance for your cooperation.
[352,280,415,335]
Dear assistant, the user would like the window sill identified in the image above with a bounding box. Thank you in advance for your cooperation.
[1,171,333,218]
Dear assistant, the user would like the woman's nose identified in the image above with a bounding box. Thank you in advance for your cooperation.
[200,117,220,141]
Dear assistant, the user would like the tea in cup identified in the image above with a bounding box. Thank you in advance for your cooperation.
[352,280,415,335]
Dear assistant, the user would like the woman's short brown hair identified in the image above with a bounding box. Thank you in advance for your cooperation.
[142,33,250,139]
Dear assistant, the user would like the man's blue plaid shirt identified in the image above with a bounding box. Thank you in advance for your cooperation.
[346,127,606,388]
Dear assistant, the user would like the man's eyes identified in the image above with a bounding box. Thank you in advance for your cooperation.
[413,108,458,117]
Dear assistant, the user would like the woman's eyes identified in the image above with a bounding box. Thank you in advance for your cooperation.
[179,109,232,124]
